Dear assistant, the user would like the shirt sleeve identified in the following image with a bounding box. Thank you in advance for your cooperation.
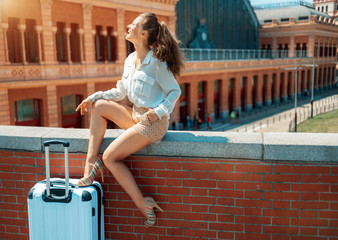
[153,62,181,119]
[88,79,127,102]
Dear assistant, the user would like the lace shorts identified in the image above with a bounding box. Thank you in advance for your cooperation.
[130,105,169,144]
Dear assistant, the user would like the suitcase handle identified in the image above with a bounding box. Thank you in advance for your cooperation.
[44,140,70,147]
[44,140,70,199]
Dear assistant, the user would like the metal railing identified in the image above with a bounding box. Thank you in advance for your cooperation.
[288,95,338,132]
[181,48,310,62]
[252,0,313,9]
[233,94,338,133]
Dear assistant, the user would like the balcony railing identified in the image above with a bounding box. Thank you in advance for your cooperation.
[181,48,310,62]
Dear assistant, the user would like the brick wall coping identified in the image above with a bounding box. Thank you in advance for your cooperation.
[0,125,337,162]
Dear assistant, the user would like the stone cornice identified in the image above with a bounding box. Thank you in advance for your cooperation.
[59,0,177,15]
[0,126,337,162]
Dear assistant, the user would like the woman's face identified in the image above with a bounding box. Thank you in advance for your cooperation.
[126,16,144,43]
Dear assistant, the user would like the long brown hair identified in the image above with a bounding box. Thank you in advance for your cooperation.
[139,12,185,77]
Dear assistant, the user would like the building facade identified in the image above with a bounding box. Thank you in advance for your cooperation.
[313,0,338,20]
[0,0,336,129]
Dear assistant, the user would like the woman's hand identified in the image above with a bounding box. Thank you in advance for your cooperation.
[76,97,93,115]
[146,109,159,123]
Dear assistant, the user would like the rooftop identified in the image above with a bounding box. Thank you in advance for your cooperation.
[254,5,331,24]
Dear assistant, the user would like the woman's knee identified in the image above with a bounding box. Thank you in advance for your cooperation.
[92,99,106,113]
[102,150,120,165]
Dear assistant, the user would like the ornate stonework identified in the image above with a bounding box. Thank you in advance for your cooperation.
[39,0,53,9]
[82,2,93,16]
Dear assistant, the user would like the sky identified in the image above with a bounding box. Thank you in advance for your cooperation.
[249,0,313,6]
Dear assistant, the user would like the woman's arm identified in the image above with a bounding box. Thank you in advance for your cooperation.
[152,62,181,120]
[88,79,127,102]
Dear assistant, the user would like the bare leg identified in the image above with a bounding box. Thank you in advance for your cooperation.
[83,100,136,177]
[102,127,152,218]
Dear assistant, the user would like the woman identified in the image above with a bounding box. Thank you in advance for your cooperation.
[75,12,184,227]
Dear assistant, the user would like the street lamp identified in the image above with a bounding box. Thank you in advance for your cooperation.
[278,64,302,132]
[301,60,318,118]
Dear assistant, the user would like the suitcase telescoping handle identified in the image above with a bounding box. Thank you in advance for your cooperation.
[43,140,70,199]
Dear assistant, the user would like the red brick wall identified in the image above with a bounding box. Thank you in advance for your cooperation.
[0,150,337,240]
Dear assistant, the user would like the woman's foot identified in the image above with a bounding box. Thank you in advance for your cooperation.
[144,196,164,227]
[77,157,104,187]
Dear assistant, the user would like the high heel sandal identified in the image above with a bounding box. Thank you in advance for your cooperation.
[144,196,164,227]
[77,157,104,187]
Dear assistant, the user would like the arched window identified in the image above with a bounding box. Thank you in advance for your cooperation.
[70,23,80,62]
[7,17,21,63]
[107,27,117,62]
[56,22,67,62]
[25,19,38,63]
[95,25,105,62]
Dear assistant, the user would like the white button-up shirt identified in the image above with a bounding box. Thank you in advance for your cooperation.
[89,49,181,120]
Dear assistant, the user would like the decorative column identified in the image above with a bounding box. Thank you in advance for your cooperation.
[78,29,84,63]
[0,89,10,125]
[323,65,328,89]
[40,0,55,63]
[289,70,295,100]
[308,34,315,57]
[303,69,308,93]
[52,27,57,61]
[92,30,97,61]
[46,85,58,127]
[220,74,229,119]
[206,78,214,121]
[18,24,27,64]
[296,69,302,98]
[233,74,241,112]
[35,26,43,63]
[116,8,126,63]
[281,71,288,102]
[82,2,95,63]
[327,64,332,89]
[189,79,198,119]
[1,23,9,64]
[289,35,295,58]
[256,73,263,108]
[64,28,72,64]
[274,72,280,104]
[265,73,272,106]
[245,75,253,112]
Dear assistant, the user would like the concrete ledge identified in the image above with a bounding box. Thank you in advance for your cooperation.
[0,125,337,162]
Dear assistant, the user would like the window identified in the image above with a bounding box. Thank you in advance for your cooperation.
[317,7,320,11]
[95,25,105,62]
[70,23,80,62]
[326,5,328,12]
[7,17,21,63]
[61,95,82,128]
[302,43,307,57]
[14,99,42,126]
[107,27,117,62]
[264,19,272,23]
[25,19,38,63]
[296,43,301,57]
[322,6,324,12]
[281,18,290,22]
[299,16,309,20]
[56,22,67,62]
